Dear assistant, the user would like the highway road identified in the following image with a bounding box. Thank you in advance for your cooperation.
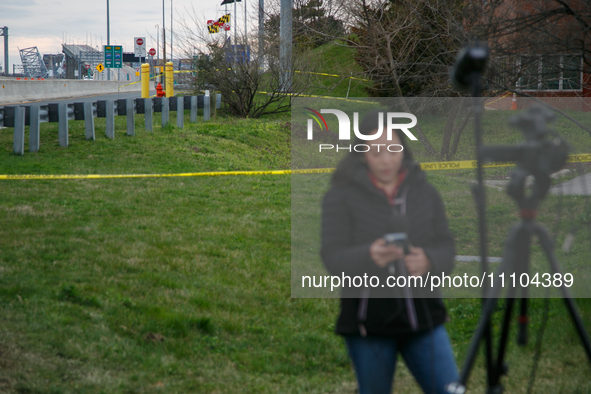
[0,91,156,108]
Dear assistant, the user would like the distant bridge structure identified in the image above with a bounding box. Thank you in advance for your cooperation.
[19,46,48,79]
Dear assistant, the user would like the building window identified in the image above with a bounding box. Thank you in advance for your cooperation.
[517,55,582,91]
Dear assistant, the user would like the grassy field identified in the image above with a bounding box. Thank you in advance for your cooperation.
[1,107,591,393]
[304,41,372,98]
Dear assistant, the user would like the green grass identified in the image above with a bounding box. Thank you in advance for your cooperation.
[303,41,372,98]
[1,109,591,393]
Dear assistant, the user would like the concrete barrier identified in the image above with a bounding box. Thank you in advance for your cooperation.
[2,94,216,155]
[0,80,142,105]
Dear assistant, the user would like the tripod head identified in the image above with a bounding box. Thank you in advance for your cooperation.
[480,106,570,211]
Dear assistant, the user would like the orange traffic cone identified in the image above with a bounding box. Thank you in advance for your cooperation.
[511,93,517,110]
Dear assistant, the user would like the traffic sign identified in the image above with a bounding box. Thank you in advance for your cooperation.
[104,45,123,68]
[148,48,156,56]
[85,64,90,70]
[134,37,146,58]
[96,63,105,72]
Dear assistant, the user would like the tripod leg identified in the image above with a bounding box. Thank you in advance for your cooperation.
[492,223,531,391]
[534,224,591,365]
[493,296,515,384]
[518,297,528,346]
[456,224,521,389]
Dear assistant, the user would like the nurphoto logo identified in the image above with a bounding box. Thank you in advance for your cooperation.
[304,108,418,152]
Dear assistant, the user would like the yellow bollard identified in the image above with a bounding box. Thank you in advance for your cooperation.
[141,63,150,98]
[165,62,174,98]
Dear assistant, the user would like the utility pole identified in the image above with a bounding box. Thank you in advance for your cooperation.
[234,0,237,62]
[0,27,8,76]
[259,0,264,59]
[279,0,292,90]
[163,0,166,65]
[107,0,110,80]
[163,0,167,88]
[171,0,173,63]
[225,4,228,44]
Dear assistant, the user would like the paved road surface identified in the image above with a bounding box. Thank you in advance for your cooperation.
[550,173,591,195]
[0,91,155,108]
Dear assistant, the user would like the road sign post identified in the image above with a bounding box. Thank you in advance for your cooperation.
[134,37,146,59]
[104,45,122,69]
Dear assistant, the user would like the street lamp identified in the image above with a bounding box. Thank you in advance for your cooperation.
[162,0,166,65]
[107,0,110,80]
[170,0,173,63]
[155,24,160,67]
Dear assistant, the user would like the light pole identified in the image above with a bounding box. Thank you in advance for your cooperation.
[155,24,159,70]
[107,0,110,80]
[170,0,173,64]
[162,0,166,88]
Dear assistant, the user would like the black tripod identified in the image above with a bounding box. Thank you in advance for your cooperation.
[447,106,591,394]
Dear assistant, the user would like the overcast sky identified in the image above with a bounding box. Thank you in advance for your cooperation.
[1,0,256,72]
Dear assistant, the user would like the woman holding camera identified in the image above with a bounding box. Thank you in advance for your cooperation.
[321,110,459,394]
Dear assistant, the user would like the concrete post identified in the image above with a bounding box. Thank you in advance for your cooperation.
[177,96,184,128]
[162,97,169,127]
[84,101,95,140]
[279,0,292,91]
[204,92,210,121]
[58,102,69,147]
[190,96,197,123]
[126,99,135,136]
[29,105,40,152]
[141,63,150,98]
[216,93,221,109]
[145,98,153,132]
[106,100,115,139]
[13,106,25,155]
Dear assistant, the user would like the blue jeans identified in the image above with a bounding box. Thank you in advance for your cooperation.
[345,325,459,394]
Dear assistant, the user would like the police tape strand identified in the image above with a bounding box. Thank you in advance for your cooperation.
[2,154,590,180]
[173,68,370,81]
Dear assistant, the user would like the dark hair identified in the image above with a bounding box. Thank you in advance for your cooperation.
[331,109,414,186]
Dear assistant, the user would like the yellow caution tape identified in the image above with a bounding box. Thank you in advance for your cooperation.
[176,68,369,81]
[419,160,515,171]
[484,91,512,106]
[2,154,589,180]
[293,70,369,81]
[0,168,334,181]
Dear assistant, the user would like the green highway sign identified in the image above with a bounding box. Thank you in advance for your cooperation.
[103,45,123,69]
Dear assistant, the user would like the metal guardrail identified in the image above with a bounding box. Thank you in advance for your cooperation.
[0,93,222,155]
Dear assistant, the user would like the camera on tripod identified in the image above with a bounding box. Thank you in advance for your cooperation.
[480,106,570,209]
[446,41,591,394]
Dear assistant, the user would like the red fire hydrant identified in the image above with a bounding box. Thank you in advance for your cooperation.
[156,82,166,97]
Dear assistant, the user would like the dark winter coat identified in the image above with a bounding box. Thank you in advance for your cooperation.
[320,160,455,337]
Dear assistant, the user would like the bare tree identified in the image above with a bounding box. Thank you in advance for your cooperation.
[339,0,475,156]
[473,0,591,97]
[175,5,316,118]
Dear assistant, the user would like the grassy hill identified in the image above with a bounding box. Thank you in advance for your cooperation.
[301,41,372,98]
[1,109,591,392]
